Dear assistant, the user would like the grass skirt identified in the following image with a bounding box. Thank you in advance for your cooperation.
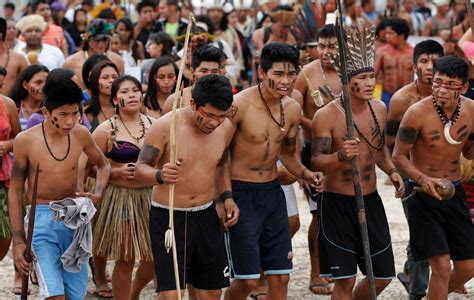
[93,183,152,261]
[0,183,9,239]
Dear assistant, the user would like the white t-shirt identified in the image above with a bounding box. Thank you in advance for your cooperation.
[16,42,65,70]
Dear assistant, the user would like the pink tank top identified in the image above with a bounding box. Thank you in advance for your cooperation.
[0,98,12,186]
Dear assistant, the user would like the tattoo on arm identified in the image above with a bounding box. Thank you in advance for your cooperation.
[311,137,331,155]
[137,144,160,165]
[397,127,418,144]
[11,161,27,181]
[385,120,400,136]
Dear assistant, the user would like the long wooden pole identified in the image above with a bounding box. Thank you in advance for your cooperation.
[164,15,194,300]
[21,164,40,300]
[334,1,377,299]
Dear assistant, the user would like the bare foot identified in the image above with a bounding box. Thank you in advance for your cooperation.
[250,281,268,300]
[453,285,468,294]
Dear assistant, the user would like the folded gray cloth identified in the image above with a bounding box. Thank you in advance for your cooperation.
[50,197,96,273]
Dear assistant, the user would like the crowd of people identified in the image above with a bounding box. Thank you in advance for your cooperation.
[0,0,473,299]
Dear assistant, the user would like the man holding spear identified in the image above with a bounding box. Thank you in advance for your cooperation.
[9,72,111,299]
[311,20,404,299]
[135,74,239,299]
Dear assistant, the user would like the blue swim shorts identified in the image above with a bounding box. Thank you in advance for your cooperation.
[26,205,88,300]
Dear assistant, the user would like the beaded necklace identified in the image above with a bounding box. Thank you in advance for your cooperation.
[258,84,285,131]
[431,93,461,126]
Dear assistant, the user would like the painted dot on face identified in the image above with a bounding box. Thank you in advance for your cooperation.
[55,123,60,128]
[53,117,58,122]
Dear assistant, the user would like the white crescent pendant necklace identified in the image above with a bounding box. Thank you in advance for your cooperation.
[432,94,462,145]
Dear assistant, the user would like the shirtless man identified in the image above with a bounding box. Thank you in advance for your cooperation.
[294,23,341,296]
[421,0,451,37]
[312,25,404,299]
[135,74,239,300]
[9,73,110,300]
[0,18,27,96]
[162,45,225,114]
[375,17,414,108]
[386,39,444,299]
[251,5,297,84]
[63,19,124,90]
[224,42,323,300]
[393,56,474,300]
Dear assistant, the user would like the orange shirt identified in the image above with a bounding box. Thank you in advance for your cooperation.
[42,23,64,49]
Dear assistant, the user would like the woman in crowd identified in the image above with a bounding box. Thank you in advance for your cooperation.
[141,32,175,86]
[114,17,145,69]
[9,64,49,130]
[0,67,22,294]
[67,8,88,49]
[92,75,154,300]
[143,57,178,118]
[26,68,91,129]
[85,61,119,132]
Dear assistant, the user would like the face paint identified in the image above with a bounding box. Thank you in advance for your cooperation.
[29,86,37,95]
[268,79,275,89]
[120,98,125,108]
[53,117,58,122]
[196,115,203,126]
[55,123,60,128]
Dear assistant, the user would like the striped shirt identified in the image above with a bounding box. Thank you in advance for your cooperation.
[42,23,64,49]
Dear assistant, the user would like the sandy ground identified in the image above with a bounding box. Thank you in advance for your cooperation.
[0,169,473,299]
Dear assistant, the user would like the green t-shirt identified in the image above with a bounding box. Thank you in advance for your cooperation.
[165,22,179,41]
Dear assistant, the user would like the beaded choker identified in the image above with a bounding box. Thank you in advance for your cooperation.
[431,94,461,126]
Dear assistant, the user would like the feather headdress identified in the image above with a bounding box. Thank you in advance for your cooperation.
[292,0,319,46]
[331,22,376,79]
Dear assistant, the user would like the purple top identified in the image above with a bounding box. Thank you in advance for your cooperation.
[105,141,141,163]
[26,112,92,130]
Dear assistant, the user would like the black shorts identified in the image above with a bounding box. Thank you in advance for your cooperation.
[318,191,395,279]
[301,141,319,212]
[227,180,292,279]
[407,181,474,262]
[149,202,230,292]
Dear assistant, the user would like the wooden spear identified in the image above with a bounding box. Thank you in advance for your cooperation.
[21,164,40,300]
[334,0,377,299]
[163,14,194,300]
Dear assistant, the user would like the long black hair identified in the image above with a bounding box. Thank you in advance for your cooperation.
[84,61,119,116]
[144,57,178,112]
[115,17,140,62]
[9,64,49,108]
